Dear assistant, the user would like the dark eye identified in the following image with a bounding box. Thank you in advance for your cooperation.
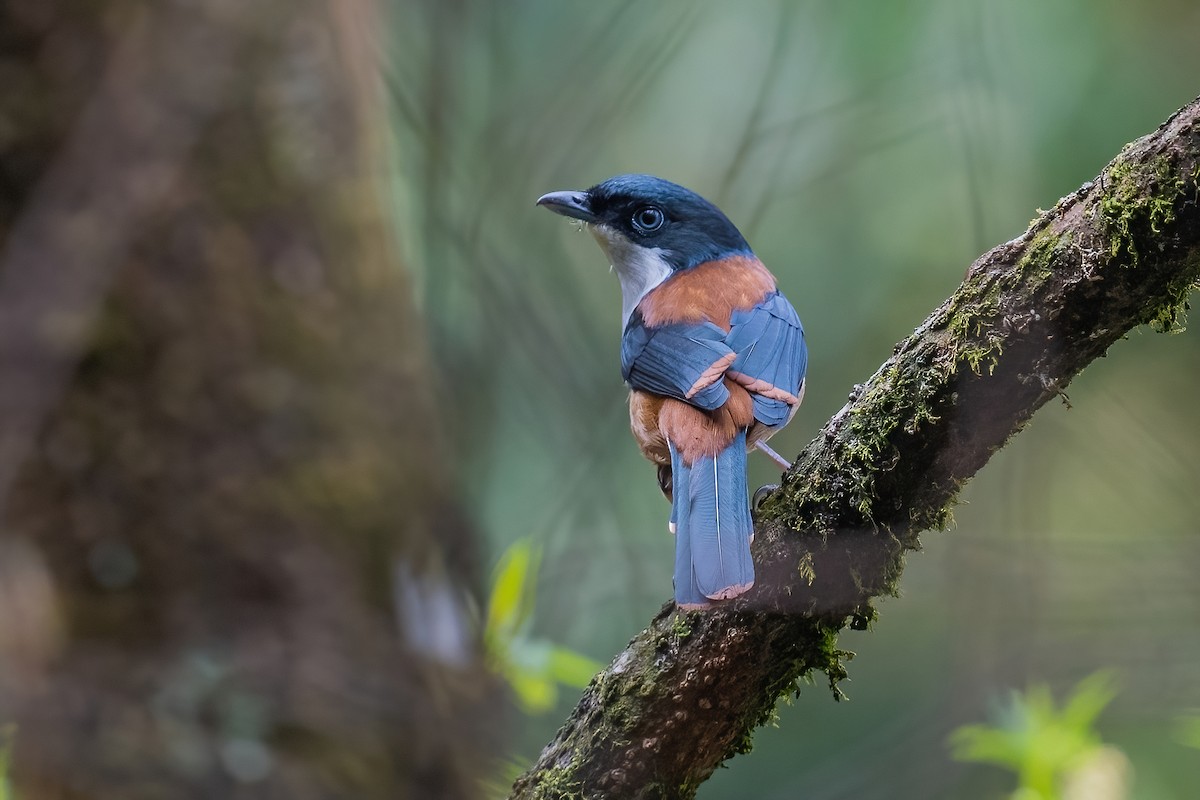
[631,206,665,233]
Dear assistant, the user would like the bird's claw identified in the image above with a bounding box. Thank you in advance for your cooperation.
[751,484,780,520]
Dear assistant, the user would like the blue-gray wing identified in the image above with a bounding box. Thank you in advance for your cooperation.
[725,292,807,427]
[621,311,735,411]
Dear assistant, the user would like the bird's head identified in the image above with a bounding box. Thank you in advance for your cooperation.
[536,174,752,273]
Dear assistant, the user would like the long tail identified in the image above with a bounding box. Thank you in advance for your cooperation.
[669,430,753,608]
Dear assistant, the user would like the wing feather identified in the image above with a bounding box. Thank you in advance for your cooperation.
[725,292,807,427]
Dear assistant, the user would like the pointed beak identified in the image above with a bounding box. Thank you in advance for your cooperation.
[536,190,597,223]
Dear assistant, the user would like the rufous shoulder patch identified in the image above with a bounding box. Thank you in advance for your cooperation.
[638,255,776,331]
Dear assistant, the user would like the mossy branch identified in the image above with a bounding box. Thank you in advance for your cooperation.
[510,96,1200,800]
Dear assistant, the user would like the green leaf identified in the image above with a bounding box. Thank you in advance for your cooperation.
[485,538,540,640]
[948,671,1121,800]
[950,723,1027,769]
[1059,670,1119,732]
[481,539,600,715]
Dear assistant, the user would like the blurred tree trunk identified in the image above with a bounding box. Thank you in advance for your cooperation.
[0,1,494,798]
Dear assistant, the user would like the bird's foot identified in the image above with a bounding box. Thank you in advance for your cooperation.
[751,483,780,521]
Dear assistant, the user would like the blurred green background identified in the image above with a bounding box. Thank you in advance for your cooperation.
[388,1,1200,797]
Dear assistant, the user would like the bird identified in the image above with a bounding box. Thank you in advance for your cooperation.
[536,174,807,609]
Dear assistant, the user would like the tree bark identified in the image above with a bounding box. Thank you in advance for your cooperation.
[0,1,495,798]
[510,97,1200,799]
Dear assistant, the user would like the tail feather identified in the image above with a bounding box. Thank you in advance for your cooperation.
[670,431,754,607]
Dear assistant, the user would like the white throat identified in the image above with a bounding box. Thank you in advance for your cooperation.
[588,224,674,329]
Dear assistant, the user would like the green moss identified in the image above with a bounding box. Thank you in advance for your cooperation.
[729,719,758,757]
[1146,273,1200,333]
[814,621,852,702]
[817,222,1067,521]
[831,350,954,523]
[1149,286,1191,332]
[919,489,959,530]
[943,226,1066,378]
[1097,153,1198,331]
[800,620,852,701]
[670,612,694,642]
[960,343,1000,376]
[760,334,963,536]
[796,551,815,586]
[587,657,655,742]
[528,759,585,800]
[521,742,591,800]
[1018,226,1066,284]
[1100,153,1186,265]
[725,615,855,765]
